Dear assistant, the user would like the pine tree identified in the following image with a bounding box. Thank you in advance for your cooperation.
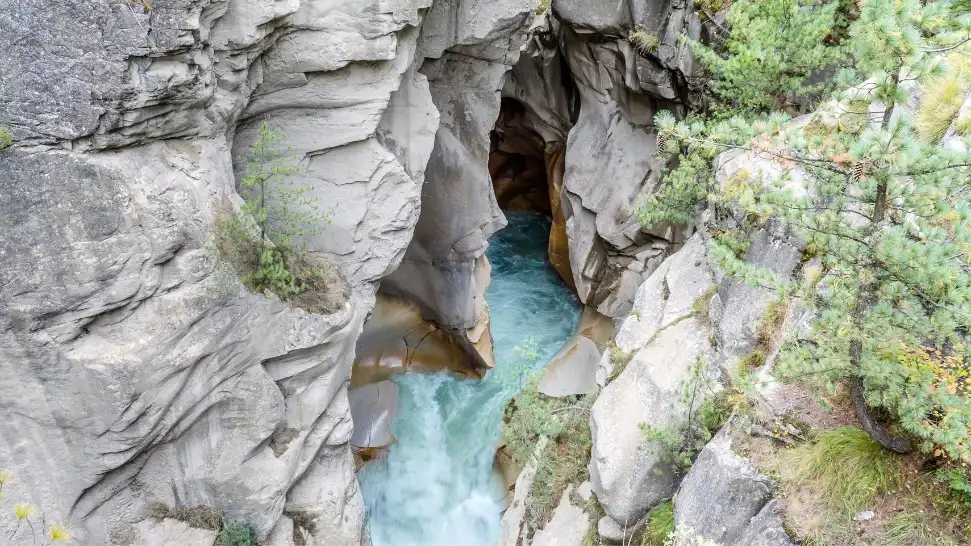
[690,0,845,113]
[643,0,971,461]
[220,120,332,298]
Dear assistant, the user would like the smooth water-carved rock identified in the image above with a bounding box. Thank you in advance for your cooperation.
[0,0,534,544]
[349,381,399,451]
[384,0,535,333]
[501,2,709,318]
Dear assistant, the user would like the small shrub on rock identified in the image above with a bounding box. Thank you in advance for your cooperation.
[216,120,346,312]
[215,522,258,546]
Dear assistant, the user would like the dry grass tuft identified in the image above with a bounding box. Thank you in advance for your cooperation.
[916,73,966,143]
[629,27,659,54]
[147,503,223,530]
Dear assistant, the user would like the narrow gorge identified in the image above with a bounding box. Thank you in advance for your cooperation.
[6,0,971,545]
[0,0,703,543]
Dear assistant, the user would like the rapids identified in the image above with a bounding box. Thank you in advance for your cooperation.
[358,212,580,546]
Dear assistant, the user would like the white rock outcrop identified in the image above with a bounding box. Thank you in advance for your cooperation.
[589,235,716,526]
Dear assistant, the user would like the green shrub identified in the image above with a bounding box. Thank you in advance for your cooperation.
[641,501,675,546]
[216,120,346,311]
[786,427,903,513]
[606,342,635,382]
[0,127,12,150]
[500,340,597,533]
[935,467,971,509]
[215,522,257,546]
[639,359,723,472]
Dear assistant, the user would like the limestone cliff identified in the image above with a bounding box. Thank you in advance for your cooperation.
[0,1,532,544]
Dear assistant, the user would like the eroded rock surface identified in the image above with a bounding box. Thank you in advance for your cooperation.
[499,2,710,317]
[0,0,533,544]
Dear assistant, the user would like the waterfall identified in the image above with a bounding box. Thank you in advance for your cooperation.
[359,212,581,546]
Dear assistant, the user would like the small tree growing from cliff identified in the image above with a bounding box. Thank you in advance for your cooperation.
[219,120,333,300]
[645,0,971,461]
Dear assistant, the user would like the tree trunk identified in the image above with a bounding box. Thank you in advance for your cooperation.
[848,68,913,452]
[851,373,913,453]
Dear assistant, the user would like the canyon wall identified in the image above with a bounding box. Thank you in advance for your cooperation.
[0,1,532,544]
[498,0,713,317]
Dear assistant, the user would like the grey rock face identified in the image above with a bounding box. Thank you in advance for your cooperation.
[383,0,534,331]
[0,0,533,544]
[736,500,798,546]
[130,519,218,546]
[0,141,366,545]
[502,1,709,318]
[589,316,712,525]
[531,485,590,546]
[589,236,716,525]
[673,431,774,545]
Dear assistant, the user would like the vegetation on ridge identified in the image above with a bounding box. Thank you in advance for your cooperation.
[640,0,971,472]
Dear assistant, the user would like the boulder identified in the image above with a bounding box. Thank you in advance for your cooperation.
[539,335,601,397]
[736,500,798,546]
[589,235,716,525]
[597,516,627,544]
[589,316,712,525]
[531,485,590,546]
[673,431,774,545]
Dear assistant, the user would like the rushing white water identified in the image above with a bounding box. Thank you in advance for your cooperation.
[358,212,581,546]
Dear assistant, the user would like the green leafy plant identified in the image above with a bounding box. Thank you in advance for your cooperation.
[606,342,635,383]
[215,522,258,546]
[0,127,12,150]
[935,467,971,508]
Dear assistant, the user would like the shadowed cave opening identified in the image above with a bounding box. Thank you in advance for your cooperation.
[489,97,575,293]
[490,98,551,215]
